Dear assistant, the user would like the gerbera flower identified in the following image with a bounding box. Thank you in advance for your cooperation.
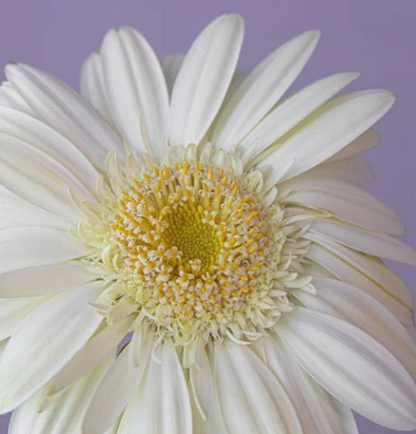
[0,13,415,434]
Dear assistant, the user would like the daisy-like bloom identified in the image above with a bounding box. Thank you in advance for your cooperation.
[0,13,416,434]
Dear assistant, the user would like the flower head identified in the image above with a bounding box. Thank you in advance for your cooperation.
[0,13,415,434]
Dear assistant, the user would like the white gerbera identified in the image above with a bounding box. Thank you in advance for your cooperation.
[0,13,415,434]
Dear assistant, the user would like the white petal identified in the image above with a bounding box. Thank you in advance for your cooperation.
[5,63,123,168]
[242,72,359,163]
[258,91,394,180]
[294,157,374,185]
[281,179,404,235]
[9,356,113,434]
[211,30,320,147]
[0,81,33,115]
[264,337,359,434]
[0,107,99,197]
[215,341,302,434]
[0,186,68,231]
[101,27,169,157]
[190,339,214,420]
[160,54,184,96]
[48,315,134,396]
[0,296,48,341]
[327,129,379,163]
[118,343,192,434]
[306,244,414,326]
[276,307,416,431]
[0,134,90,220]
[80,52,115,125]
[82,330,153,434]
[170,14,244,147]
[0,262,92,298]
[0,227,84,275]
[0,283,103,413]
[305,232,413,310]
[0,340,8,363]
[307,219,416,265]
[294,276,416,378]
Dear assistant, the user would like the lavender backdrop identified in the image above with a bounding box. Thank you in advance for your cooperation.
[0,0,415,433]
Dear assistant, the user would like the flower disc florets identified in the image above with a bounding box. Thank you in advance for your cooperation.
[76,144,310,345]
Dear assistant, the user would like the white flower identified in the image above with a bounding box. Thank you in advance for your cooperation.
[0,13,415,434]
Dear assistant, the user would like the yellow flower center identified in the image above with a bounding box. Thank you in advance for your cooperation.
[110,161,272,323]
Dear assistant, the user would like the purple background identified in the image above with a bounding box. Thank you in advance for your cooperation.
[0,0,415,432]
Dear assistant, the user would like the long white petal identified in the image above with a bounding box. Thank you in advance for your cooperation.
[0,135,90,220]
[5,63,123,168]
[0,227,84,274]
[211,30,320,147]
[215,341,303,434]
[327,129,379,163]
[307,219,416,265]
[48,315,134,396]
[190,339,214,420]
[170,14,244,147]
[281,179,404,235]
[0,82,33,115]
[0,296,48,341]
[0,107,98,197]
[241,72,359,163]
[294,276,416,378]
[264,337,359,434]
[306,244,414,326]
[82,330,153,434]
[118,343,192,434]
[276,307,416,430]
[101,27,169,157]
[0,262,92,298]
[257,91,394,180]
[80,52,115,125]
[9,356,113,434]
[0,283,103,413]
[0,187,68,231]
[160,54,184,96]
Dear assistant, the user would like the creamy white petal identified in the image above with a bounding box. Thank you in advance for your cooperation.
[9,356,113,434]
[0,134,90,220]
[170,14,244,146]
[258,91,394,180]
[306,244,414,326]
[80,52,115,125]
[0,283,103,413]
[215,341,303,434]
[0,187,68,231]
[5,63,123,168]
[0,107,99,195]
[48,315,134,396]
[241,72,359,163]
[0,82,33,115]
[160,54,184,96]
[276,307,416,431]
[281,179,404,235]
[305,232,413,309]
[101,27,169,157]
[307,219,416,265]
[0,340,8,363]
[327,129,379,163]
[190,339,214,420]
[0,296,48,341]
[294,276,416,378]
[293,157,374,185]
[118,343,192,434]
[0,262,92,298]
[211,30,320,147]
[264,337,359,434]
[0,227,85,274]
[82,330,153,434]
